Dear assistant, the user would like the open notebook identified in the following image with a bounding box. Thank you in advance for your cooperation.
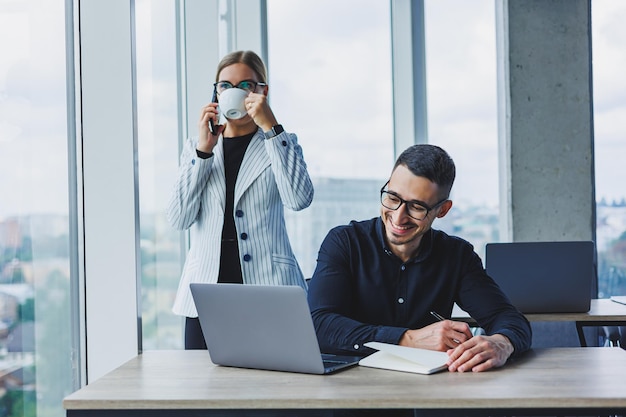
[359,342,449,375]
[611,296,626,306]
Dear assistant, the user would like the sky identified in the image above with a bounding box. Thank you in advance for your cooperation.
[590,2,626,204]
[0,0,70,218]
[0,0,625,219]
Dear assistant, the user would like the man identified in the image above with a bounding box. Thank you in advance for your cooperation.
[307,144,531,372]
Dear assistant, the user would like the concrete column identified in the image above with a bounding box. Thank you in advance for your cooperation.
[496,1,596,347]
[496,0,595,243]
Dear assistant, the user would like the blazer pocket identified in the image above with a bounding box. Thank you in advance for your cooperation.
[271,253,300,284]
[271,253,298,268]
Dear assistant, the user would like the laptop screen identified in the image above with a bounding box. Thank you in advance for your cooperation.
[485,241,595,313]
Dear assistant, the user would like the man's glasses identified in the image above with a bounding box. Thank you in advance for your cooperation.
[380,182,448,221]
[214,80,267,94]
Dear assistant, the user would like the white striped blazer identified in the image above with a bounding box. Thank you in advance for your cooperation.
[167,128,314,317]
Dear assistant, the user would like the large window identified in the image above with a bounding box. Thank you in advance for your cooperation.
[424,0,499,257]
[0,1,75,416]
[267,0,499,274]
[135,0,184,350]
[592,1,626,298]
[267,0,394,277]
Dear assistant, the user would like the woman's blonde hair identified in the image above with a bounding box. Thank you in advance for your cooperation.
[215,50,268,83]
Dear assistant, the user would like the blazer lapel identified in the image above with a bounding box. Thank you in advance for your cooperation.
[208,138,226,211]
[234,132,270,204]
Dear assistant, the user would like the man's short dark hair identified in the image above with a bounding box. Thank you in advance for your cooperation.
[393,144,456,199]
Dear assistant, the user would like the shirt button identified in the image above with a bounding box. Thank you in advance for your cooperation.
[191,159,196,165]
[235,210,244,217]
[398,298,404,304]
[353,344,359,350]
[281,140,287,146]
[401,265,406,271]
[240,232,248,240]
[243,254,252,262]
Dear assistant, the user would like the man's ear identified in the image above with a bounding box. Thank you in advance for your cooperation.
[436,200,453,218]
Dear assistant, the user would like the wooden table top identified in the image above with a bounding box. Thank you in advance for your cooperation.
[64,347,626,411]
[453,298,626,322]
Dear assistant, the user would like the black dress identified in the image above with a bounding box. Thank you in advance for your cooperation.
[185,131,254,350]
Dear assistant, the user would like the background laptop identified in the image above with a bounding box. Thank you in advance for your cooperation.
[190,283,361,374]
[485,241,595,313]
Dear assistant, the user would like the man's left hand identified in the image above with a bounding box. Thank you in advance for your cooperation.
[446,334,514,372]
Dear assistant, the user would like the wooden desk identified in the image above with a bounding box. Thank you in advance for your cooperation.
[453,298,626,346]
[64,348,626,417]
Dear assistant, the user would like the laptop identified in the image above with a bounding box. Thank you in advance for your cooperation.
[189,283,361,374]
[485,241,595,313]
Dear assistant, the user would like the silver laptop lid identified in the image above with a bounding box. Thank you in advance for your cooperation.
[190,283,327,374]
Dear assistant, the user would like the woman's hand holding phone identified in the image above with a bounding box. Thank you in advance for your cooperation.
[197,100,223,154]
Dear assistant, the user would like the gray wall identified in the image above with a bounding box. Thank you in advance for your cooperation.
[496,0,596,347]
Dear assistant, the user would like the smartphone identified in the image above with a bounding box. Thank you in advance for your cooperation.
[208,87,218,135]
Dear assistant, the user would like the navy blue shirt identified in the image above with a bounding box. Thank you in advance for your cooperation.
[307,217,532,357]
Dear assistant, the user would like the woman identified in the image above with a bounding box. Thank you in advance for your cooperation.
[167,50,314,349]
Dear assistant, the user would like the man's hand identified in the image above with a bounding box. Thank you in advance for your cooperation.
[446,333,514,372]
[399,320,473,351]
[399,322,514,372]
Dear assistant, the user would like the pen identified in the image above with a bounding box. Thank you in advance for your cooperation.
[430,311,447,322]
[430,311,461,344]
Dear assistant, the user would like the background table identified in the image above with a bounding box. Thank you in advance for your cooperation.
[453,298,626,346]
[64,348,626,417]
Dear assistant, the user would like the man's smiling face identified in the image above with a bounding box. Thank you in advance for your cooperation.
[380,164,452,261]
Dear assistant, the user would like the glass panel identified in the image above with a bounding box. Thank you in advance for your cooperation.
[592,1,626,299]
[135,0,184,349]
[0,0,74,416]
[267,0,393,277]
[425,0,499,257]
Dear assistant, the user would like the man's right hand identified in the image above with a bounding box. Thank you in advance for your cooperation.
[399,320,473,351]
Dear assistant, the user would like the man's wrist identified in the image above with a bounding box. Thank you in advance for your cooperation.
[495,334,515,357]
